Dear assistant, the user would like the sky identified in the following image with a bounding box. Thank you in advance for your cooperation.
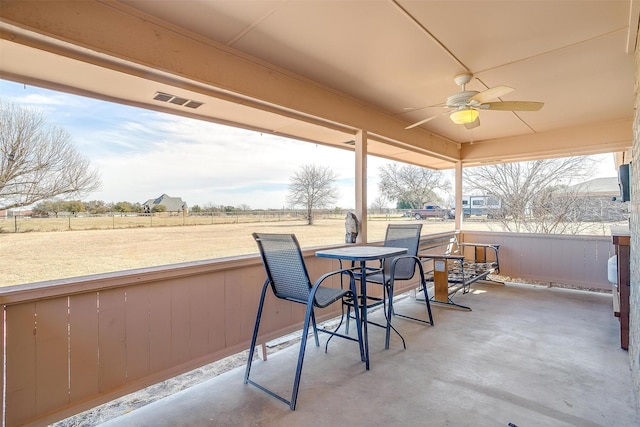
[1,79,617,210]
[1,79,396,209]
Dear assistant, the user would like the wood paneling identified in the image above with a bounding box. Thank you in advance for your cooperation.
[69,293,99,403]
[6,303,37,425]
[461,231,612,290]
[98,289,127,392]
[189,278,211,359]
[149,281,172,373]
[206,272,227,354]
[1,304,5,424]
[35,298,70,414]
[170,278,191,365]
[125,285,151,382]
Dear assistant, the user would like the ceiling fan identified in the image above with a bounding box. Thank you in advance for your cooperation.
[405,72,544,130]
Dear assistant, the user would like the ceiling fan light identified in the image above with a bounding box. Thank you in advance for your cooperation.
[450,109,479,124]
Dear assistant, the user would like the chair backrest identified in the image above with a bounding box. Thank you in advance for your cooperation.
[253,233,313,303]
[382,224,423,280]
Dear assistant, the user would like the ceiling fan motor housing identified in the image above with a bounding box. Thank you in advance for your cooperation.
[446,91,479,108]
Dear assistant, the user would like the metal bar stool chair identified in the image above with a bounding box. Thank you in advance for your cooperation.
[245,232,364,410]
[363,224,434,349]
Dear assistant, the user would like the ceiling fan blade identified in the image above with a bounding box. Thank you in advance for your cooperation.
[405,110,449,129]
[482,101,544,111]
[468,85,514,104]
[464,117,480,129]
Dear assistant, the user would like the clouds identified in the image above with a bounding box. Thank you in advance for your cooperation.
[1,79,384,209]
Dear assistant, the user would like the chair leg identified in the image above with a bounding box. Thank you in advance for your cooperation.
[310,310,320,347]
[421,274,434,325]
[290,301,316,410]
[344,294,360,334]
[245,279,270,384]
[383,281,390,349]
[385,280,406,350]
[324,302,349,353]
[347,276,365,362]
[416,261,434,325]
[340,264,352,334]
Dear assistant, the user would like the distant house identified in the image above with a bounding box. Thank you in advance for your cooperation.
[142,194,188,214]
[566,177,620,198]
[554,177,628,221]
[1,209,33,218]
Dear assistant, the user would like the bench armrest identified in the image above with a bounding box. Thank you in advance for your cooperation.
[457,242,500,250]
[419,253,465,261]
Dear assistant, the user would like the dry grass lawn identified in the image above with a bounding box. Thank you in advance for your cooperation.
[2,218,459,287]
[3,215,620,287]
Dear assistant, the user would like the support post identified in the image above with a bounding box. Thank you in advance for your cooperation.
[455,161,463,230]
[355,130,367,243]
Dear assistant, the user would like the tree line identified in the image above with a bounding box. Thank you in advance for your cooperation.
[29,200,265,217]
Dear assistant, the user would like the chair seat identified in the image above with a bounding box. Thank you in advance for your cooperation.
[314,286,351,308]
[364,272,385,285]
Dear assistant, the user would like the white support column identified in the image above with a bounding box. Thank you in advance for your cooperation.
[355,130,367,243]
[455,161,463,230]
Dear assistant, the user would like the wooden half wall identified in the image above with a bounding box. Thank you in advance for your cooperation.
[0,251,345,426]
[460,231,614,291]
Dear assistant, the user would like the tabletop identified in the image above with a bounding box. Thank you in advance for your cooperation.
[315,245,407,261]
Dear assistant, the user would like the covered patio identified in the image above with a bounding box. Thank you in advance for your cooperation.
[100,281,638,426]
[1,1,639,425]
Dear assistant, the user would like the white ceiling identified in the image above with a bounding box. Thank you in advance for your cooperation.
[0,0,636,169]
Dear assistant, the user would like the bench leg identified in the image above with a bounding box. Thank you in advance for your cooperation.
[430,260,472,311]
[429,297,472,311]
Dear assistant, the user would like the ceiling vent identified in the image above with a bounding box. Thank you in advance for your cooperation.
[153,92,173,102]
[184,100,203,109]
[153,92,204,109]
[169,96,188,106]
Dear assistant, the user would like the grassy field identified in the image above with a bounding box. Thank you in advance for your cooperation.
[2,214,623,287]
[1,216,459,287]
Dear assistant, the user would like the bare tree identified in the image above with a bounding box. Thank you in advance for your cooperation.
[0,100,101,211]
[463,157,596,233]
[287,164,339,225]
[369,195,388,214]
[377,163,449,209]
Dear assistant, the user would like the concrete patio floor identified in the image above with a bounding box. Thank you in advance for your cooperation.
[100,282,639,427]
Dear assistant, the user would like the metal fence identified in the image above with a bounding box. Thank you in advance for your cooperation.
[0,210,358,233]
